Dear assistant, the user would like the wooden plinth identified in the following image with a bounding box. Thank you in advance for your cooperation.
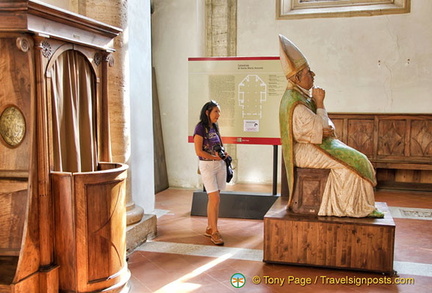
[264,198,395,274]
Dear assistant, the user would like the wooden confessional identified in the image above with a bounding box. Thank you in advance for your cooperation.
[0,1,129,292]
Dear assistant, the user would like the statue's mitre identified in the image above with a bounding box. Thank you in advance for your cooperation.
[279,34,309,79]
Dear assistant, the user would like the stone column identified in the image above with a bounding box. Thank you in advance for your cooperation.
[205,0,237,57]
[75,0,145,230]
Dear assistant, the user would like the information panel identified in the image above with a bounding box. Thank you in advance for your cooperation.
[188,57,286,145]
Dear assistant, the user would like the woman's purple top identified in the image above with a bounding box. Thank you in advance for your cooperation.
[193,123,222,160]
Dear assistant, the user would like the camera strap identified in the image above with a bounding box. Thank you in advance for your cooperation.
[213,124,224,147]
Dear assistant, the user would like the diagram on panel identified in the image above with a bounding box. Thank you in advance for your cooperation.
[238,75,267,132]
[238,75,267,119]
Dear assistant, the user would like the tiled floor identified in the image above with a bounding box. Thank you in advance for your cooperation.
[127,185,432,292]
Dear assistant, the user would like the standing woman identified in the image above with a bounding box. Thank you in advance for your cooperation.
[193,100,226,245]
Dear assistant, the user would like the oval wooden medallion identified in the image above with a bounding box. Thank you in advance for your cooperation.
[0,106,26,147]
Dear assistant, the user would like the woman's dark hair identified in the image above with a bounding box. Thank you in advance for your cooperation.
[198,100,220,130]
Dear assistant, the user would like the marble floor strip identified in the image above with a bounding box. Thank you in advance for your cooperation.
[388,207,432,220]
[137,240,263,261]
[137,240,432,278]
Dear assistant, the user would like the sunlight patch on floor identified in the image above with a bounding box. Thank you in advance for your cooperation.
[153,253,233,293]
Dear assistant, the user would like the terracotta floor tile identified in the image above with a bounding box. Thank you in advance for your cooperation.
[128,276,153,293]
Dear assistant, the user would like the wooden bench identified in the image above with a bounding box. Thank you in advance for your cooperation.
[329,113,432,191]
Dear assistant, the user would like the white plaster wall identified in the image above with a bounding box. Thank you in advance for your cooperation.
[239,0,432,113]
[152,0,205,188]
[129,0,155,213]
[153,0,432,188]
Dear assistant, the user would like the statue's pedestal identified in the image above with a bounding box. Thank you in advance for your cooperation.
[264,198,395,274]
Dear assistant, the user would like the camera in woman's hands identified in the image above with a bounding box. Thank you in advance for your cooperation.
[213,144,227,160]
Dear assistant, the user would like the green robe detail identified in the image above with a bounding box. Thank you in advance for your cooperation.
[279,88,377,203]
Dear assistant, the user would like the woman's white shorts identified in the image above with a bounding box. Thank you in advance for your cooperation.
[199,160,226,194]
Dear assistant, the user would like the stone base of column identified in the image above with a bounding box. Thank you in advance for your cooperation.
[126,214,157,254]
[126,202,144,226]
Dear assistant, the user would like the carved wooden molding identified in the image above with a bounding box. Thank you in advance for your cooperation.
[106,53,115,67]
[94,52,102,66]
[0,0,122,51]
[40,40,52,58]
[16,36,33,52]
[410,120,432,157]
[378,120,406,157]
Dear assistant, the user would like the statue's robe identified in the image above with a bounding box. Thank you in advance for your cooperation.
[280,86,376,217]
